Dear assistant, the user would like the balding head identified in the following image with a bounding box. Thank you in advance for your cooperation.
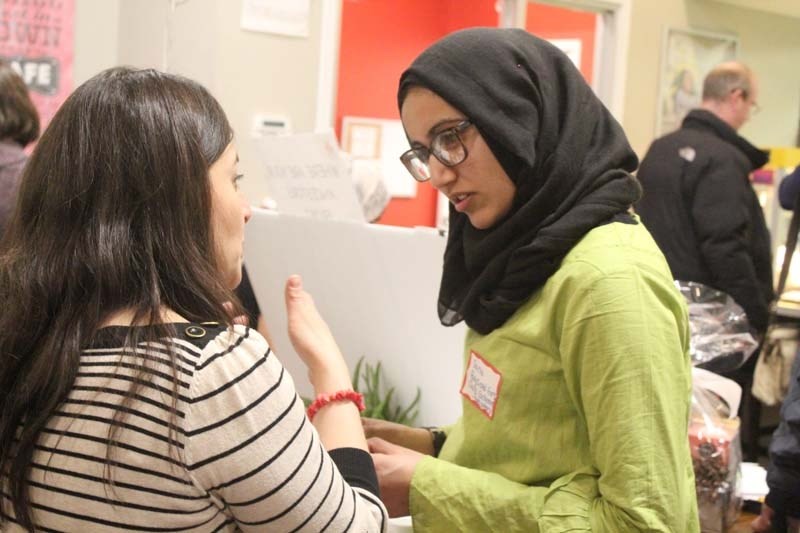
[702,62,753,102]
[701,61,759,130]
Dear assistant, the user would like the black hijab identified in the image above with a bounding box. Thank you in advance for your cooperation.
[398,28,641,335]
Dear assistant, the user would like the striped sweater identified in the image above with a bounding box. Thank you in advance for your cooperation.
[1,323,388,532]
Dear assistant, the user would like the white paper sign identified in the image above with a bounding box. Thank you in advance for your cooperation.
[240,0,310,38]
[258,131,365,222]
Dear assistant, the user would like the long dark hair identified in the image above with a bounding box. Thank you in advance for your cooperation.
[0,67,239,529]
[0,59,40,147]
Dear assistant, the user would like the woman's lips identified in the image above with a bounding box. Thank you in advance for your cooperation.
[452,193,472,212]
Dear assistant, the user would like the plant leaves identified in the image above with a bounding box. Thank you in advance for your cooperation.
[351,357,420,424]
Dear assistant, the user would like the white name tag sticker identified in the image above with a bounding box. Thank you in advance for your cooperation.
[460,350,503,419]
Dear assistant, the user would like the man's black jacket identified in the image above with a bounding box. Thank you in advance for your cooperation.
[636,109,773,333]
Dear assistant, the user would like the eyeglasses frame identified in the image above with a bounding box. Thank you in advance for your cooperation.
[399,119,473,182]
[734,87,761,115]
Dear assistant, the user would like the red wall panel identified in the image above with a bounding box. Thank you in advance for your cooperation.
[337,0,449,227]
[336,1,594,228]
[443,0,500,34]
[525,2,596,83]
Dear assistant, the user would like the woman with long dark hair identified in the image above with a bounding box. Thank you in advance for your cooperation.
[0,67,387,531]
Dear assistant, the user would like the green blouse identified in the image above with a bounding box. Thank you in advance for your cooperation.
[410,220,699,532]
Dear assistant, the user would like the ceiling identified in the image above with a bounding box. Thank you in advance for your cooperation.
[703,0,800,19]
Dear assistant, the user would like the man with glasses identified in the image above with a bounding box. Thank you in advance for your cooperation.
[635,61,771,461]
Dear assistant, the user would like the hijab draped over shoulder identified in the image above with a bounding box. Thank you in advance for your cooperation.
[398,28,641,335]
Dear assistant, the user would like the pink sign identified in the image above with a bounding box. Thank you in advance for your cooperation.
[0,0,75,130]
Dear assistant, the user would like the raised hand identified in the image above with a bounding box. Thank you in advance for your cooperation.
[284,275,350,392]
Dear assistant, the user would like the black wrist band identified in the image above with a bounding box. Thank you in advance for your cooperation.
[425,427,447,457]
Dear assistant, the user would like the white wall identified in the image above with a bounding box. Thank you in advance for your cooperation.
[74,0,120,86]
[115,0,325,206]
[623,0,800,157]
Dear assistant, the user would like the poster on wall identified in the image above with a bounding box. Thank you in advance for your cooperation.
[656,27,738,136]
[341,116,417,199]
[0,0,75,130]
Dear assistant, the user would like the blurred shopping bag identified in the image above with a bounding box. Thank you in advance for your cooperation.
[677,281,759,374]
[752,324,799,406]
[690,368,743,533]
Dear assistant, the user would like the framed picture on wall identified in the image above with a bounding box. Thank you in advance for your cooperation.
[342,121,382,160]
[656,27,738,136]
[341,116,417,199]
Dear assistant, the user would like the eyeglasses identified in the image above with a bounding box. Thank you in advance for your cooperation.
[737,88,761,115]
[399,120,473,182]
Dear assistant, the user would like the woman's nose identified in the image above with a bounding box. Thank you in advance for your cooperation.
[429,157,457,190]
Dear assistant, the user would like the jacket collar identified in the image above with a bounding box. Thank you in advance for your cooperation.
[682,109,769,170]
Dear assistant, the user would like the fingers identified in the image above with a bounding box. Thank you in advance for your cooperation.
[285,275,319,318]
[283,275,349,391]
[750,517,770,533]
[750,506,773,533]
[285,274,303,304]
[363,417,400,430]
[285,274,324,335]
[361,417,392,438]
[368,436,401,455]
[362,419,434,454]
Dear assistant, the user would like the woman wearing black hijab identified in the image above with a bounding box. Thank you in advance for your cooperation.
[365,28,699,531]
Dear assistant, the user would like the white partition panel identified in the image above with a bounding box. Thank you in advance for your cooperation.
[243,209,466,426]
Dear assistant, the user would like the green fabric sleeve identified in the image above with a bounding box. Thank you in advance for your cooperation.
[556,263,697,532]
[411,456,548,532]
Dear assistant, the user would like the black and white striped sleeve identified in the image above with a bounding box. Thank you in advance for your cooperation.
[183,326,388,532]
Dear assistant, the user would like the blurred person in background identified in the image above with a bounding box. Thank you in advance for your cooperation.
[750,166,800,533]
[0,59,39,239]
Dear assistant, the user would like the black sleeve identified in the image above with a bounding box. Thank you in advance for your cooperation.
[766,356,800,519]
[234,265,261,329]
[328,447,380,498]
[779,166,800,210]
[691,159,769,332]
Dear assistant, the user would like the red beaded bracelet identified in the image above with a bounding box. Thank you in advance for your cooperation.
[306,390,366,421]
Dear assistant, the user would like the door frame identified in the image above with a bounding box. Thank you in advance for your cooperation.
[504,0,632,120]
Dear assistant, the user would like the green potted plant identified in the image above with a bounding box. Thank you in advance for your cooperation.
[352,357,421,424]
